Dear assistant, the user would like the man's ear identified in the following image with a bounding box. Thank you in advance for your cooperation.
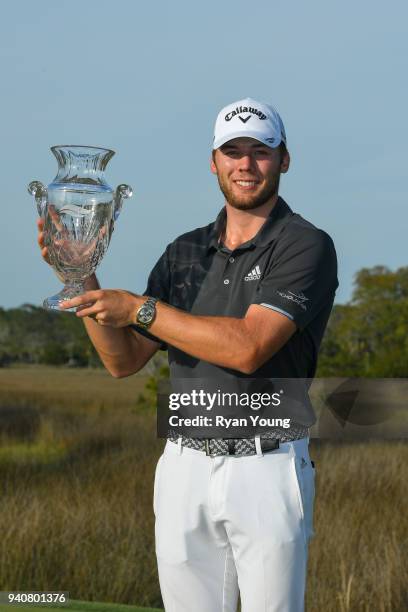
[210,151,217,175]
[280,150,290,174]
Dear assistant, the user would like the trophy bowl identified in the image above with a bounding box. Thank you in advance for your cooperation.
[28,145,132,311]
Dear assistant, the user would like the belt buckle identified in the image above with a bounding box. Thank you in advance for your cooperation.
[260,438,280,453]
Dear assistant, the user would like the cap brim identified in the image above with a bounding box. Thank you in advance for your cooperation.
[213,130,283,150]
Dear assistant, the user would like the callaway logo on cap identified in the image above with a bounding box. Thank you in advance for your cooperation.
[213,97,287,150]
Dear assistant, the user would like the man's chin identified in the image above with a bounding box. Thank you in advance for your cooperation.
[228,195,275,211]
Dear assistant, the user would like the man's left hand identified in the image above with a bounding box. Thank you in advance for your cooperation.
[59,289,144,327]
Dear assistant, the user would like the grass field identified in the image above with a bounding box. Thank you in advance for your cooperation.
[0,366,407,611]
[0,365,149,412]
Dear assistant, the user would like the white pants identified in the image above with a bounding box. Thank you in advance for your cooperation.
[153,437,315,612]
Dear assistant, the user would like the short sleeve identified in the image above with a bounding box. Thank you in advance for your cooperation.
[130,245,171,350]
[252,229,338,330]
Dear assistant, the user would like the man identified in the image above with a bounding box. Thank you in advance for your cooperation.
[37,97,338,611]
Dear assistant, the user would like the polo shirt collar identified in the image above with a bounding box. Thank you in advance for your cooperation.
[207,196,294,252]
[208,208,227,251]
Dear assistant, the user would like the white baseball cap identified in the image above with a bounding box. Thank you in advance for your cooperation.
[213,97,287,150]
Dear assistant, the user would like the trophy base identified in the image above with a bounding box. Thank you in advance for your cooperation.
[43,283,86,312]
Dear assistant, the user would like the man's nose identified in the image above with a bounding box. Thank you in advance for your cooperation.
[238,154,254,171]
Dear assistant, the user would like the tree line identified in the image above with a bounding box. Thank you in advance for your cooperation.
[0,303,101,367]
[1,266,406,377]
[317,266,408,377]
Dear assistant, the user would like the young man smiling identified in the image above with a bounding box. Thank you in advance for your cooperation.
[38,97,338,611]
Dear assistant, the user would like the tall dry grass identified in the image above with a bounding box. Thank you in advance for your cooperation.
[308,440,408,611]
[0,365,148,412]
[0,367,407,610]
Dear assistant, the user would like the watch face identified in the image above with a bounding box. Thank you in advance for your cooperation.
[138,306,154,324]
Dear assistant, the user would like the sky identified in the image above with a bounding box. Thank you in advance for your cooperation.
[0,0,406,309]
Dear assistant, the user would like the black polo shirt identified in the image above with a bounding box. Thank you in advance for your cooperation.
[131,197,338,425]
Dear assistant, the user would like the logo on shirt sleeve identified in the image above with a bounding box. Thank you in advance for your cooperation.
[276,289,309,311]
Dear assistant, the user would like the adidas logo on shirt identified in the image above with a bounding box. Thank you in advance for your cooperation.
[244,265,261,281]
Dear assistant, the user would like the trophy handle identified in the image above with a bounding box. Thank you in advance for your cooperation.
[28,181,48,218]
[113,184,133,221]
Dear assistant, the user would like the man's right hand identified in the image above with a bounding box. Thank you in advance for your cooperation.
[37,217,51,265]
[36,217,99,290]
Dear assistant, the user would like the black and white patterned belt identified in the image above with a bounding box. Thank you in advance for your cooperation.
[167,423,309,457]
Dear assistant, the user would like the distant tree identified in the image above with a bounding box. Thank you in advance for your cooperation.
[317,266,408,377]
[39,341,69,366]
[0,303,103,367]
[0,351,12,367]
[68,342,89,367]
